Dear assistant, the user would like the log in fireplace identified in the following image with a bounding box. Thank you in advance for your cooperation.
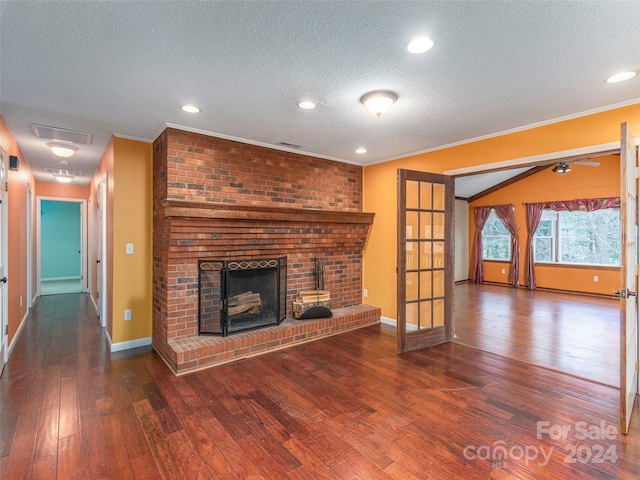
[198,257,287,336]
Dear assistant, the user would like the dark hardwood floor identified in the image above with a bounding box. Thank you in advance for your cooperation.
[1,293,639,479]
[454,283,620,387]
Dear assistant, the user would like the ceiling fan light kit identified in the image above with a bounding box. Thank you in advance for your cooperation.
[552,161,571,174]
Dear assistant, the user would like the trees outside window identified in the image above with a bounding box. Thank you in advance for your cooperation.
[482,210,511,260]
[534,208,620,266]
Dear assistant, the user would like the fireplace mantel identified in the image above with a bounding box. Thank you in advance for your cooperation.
[161,199,375,225]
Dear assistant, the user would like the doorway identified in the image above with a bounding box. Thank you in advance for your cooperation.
[445,133,639,434]
[96,174,108,328]
[37,197,86,296]
[0,148,8,372]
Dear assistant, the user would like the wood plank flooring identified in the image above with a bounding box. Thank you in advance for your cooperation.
[1,293,639,479]
[454,283,620,387]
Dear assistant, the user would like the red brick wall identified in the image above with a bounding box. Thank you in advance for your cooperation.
[163,128,362,210]
[153,128,370,345]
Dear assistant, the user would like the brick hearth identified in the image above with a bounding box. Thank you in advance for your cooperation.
[152,127,379,373]
[165,304,380,374]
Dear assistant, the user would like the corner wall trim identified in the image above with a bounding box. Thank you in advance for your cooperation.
[110,337,153,353]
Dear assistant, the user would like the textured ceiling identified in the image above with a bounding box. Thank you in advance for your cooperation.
[1,1,639,186]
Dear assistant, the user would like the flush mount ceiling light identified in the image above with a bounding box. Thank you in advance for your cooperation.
[47,142,78,158]
[298,100,317,110]
[407,37,434,54]
[181,105,201,113]
[605,71,638,83]
[53,174,74,183]
[355,148,367,154]
[361,91,397,118]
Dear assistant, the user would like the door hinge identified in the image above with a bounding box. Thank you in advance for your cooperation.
[635,167,640,179]
[96,291,99,299]
[4,325,7,335]
[636,361,639,374]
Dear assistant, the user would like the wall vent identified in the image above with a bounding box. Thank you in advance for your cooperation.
[30,123,93,145]
[277,141,302,149]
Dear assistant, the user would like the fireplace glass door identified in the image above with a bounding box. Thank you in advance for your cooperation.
[199,257,287,336]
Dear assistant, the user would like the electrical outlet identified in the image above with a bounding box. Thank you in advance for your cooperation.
[594,275,599,282]
[124,309,132,321]
[363,289,368,298]
[501,269,506,274]
[126,243,134,255]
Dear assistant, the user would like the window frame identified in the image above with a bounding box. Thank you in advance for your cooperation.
[533,207,621,267]
[481,209,512,261]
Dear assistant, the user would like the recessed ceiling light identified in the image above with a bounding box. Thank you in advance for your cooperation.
[355,148,367,154]
[407,37,434,54]
[605,71,638,83]
[298,100,317,110]
[47,142,77,158]
[181,105,201,113]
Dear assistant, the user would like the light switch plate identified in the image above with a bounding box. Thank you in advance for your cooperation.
[126,243,134,255]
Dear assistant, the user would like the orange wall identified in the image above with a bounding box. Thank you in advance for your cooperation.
[0,114,36,347]
[469,154,620,295]
[37,181,89,199]
[363,103,640,320]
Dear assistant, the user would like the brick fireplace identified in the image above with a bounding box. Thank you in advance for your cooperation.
[152,128,380,373]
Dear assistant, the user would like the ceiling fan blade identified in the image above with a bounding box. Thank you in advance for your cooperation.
[571,160,600,167]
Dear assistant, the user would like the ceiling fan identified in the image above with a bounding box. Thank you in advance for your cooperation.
[552,159,600,175]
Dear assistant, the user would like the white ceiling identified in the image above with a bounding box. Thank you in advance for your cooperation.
[1,1,639,186]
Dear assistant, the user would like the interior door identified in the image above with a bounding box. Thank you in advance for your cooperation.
[620,122,639,434]
[97,175,108,327]
[397,169,454,353]
[0,149,8,372]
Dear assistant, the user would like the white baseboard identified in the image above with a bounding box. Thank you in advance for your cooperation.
[8,310,29,358]
[110,337,153,352]
[380,316,397,327]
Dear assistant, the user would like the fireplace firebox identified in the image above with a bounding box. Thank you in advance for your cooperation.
[198,257,287,336]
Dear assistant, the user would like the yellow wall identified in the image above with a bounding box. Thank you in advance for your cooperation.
[88,137,153,346]
[363,103,640,320]
[112,137,153,344]
[469,154,620,295]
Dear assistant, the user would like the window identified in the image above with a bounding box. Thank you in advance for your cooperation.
[482,210,511,260]
[534,208,620,266]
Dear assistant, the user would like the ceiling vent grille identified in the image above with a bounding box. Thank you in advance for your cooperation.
[30,123,93,145]
[43,168,84,176]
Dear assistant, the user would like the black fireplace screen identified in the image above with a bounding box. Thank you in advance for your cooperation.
[198,257,287,336]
